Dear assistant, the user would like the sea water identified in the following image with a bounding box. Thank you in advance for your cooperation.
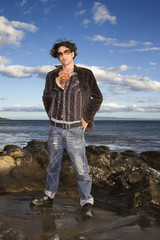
[0,120,160,153]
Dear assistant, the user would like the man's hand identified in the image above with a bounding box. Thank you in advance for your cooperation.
[81,118,88,132]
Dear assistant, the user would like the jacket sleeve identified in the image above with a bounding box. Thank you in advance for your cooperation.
[42,73,52,117]
[83,70,103,123]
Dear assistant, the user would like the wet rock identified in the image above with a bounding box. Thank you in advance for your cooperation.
[141,151,160,170]
[0,156,16,174]
[3,228,27,240]
[0,141,46,192]
[0,140,160,220]
[0,223,27,240]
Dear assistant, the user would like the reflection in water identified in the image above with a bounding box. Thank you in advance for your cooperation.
[0,193,160,240]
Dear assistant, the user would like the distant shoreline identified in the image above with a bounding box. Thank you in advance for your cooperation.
[0,118,11,120]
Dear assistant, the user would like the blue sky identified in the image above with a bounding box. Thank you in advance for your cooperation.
[0,0,160,120]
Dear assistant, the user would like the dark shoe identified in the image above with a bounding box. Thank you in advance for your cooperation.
[31,194,53,206]
[81,203,94,218]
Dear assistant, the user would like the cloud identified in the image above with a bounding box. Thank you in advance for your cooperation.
[86,35,160,52]
[148,61,157,66]
[11,20,37,32]
[0,16,38,48]
[19,0,27,7]
[0,96,8,101]
[134,47,160,52]
[77,1,83,8]
[1,57,160,93]
[92,2,117,25]
[75,10,86,18]
[1,102,160,114]
[99,103,160,113]
[106,65,131,72]
[0,105,44,112]
[0,56,10,65]
[82,19,91,28]
[77,63,160,93]
[86,35,138,47]
[143,42,153,46]
[0,62,54,78]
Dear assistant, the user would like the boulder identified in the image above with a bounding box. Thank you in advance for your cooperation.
[0,140,160,220]
[141,151,160,170]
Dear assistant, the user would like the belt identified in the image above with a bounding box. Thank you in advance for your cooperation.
[50,121,82,129]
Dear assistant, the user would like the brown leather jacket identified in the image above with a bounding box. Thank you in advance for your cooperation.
[42,65,103,130]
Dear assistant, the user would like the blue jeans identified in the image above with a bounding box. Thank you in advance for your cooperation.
[44,125,94,206]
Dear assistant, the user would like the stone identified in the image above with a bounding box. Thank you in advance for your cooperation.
[3,228,27,240]
[141,151,160,170]
[0,156,15,174]
[0,140,160,220]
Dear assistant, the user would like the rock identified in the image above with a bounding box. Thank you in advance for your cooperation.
[0,223,27,240]
[0,141,46,192]
[141,151,160,171]
[0,140,160,220]
[0,156,16,174]
[3,228,27,240]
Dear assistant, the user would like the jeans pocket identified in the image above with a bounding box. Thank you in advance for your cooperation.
[70,126,83,134]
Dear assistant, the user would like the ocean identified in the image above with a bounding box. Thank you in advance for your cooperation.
[0,119,160,153]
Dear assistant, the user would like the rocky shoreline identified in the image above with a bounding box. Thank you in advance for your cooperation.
[0,140,160,239]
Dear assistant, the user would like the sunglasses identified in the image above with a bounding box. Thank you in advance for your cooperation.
[57,49,71,58]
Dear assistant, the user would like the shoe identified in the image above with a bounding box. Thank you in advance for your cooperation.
[81,203,94,218]
[31,194,53,206]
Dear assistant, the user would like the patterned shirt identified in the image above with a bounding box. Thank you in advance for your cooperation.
[50,72,82,122]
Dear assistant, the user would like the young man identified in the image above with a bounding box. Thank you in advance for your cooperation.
[31,40,103,217]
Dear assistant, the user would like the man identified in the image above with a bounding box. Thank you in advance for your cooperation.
[31,40,103,217]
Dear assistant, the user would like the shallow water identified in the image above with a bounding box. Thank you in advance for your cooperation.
[0,193,160,240]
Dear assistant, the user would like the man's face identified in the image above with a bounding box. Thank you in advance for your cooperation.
[57,46,74,66]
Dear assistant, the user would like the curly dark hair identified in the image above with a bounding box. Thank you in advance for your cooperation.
[50,39,78,59]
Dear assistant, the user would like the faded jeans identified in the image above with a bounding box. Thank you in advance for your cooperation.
[44,125,94,206]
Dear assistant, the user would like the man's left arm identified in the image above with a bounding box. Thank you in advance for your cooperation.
[83,71,103,125]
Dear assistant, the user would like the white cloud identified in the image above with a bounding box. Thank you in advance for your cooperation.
[0,62,54,78]
[100,103,160,113]
[82,19,91,28]
[143,42,153,46]
[11,20,37,32]
[133,47,160,52]
[86,35,160,52]
[92,2,117,25]
[0,105,44,112]
[0,56,10,65]
[148,61,157,66]
[86,35,138,47]
[1,102,160,114]
[75,10,86,18]
[77,63,160,93]
[106,65,131,72]
[1,57,160,94]
[0,16,38,48]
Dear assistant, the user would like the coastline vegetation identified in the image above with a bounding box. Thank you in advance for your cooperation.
[0,117,10,120]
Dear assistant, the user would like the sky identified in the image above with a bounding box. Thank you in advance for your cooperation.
[0,0,160,120]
